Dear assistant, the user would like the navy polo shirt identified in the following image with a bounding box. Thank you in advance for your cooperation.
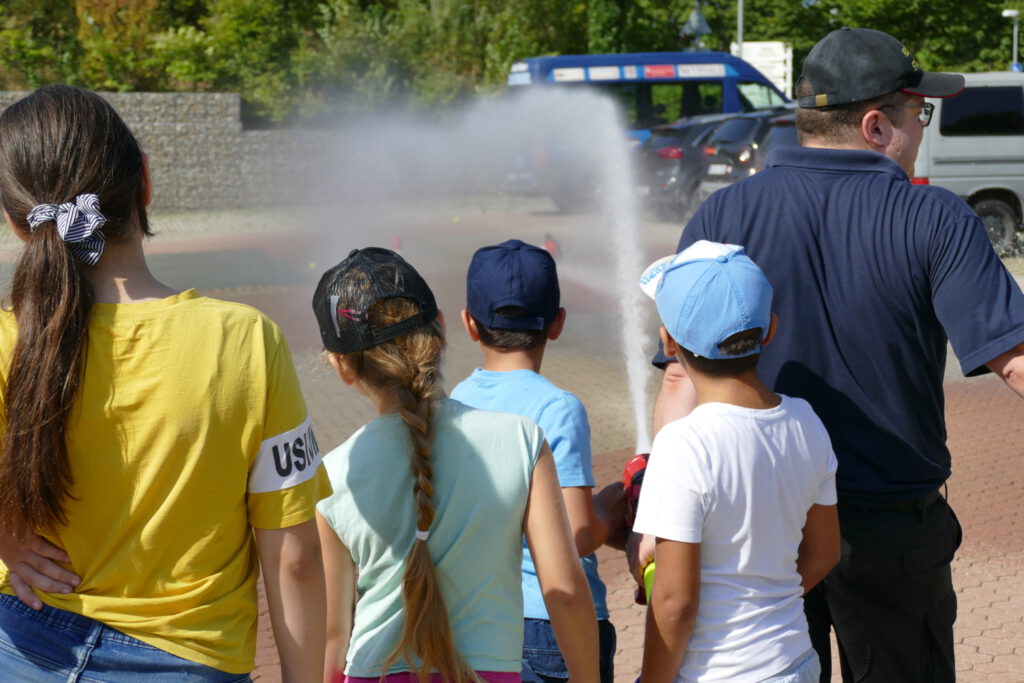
[677,146,1024,503]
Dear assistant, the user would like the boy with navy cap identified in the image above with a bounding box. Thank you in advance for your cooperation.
[451,238,623,683]
[634,240,839,683]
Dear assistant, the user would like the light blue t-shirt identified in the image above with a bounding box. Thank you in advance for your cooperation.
[317,399,542,676]
[451,368,608,620]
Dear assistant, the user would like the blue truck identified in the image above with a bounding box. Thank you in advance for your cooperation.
[507,51,788,210]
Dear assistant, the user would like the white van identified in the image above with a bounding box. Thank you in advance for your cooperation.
[915,72,1024,254]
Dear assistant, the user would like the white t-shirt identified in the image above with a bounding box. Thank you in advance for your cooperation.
[633,395,837,682]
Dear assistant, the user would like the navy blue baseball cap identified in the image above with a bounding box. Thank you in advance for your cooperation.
[466,239,559,330]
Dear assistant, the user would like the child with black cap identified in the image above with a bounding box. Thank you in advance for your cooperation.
[451,239,624,683]
[634,241,840,683]
[311,247,599,683]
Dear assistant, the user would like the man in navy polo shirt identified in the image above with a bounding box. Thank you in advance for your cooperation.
[650,27,1024,682]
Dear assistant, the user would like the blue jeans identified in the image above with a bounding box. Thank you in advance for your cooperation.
[520,618,615,683]
[0,594,251,682]
[761,649,820,683]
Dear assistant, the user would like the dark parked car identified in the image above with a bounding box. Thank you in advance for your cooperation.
[636,113,734,218]
[752,113,798,173]
[698,107,791,197]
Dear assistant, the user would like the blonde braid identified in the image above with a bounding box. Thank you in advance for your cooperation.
[355,299,481,683]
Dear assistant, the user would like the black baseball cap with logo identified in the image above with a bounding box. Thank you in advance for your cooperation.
[798,27,964,108]
[312,247,438,354]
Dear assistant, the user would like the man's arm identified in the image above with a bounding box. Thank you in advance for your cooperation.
[796,504,840,594]
[986,342,1024,399]
[255,520,326,683]
[641,539,701,683]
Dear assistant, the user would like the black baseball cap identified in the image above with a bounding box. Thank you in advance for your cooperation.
[466,239,559,331]
[798,27,964,108]
[312,247,438,353]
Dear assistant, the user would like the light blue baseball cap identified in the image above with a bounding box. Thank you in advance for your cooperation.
[639,240,773,359]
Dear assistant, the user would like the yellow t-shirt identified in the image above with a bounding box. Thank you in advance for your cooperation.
[0,289,331,674]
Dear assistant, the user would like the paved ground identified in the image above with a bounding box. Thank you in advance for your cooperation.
[113,205,1023,682]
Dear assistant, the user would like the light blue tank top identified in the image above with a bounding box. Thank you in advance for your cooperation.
[318,399,542,677]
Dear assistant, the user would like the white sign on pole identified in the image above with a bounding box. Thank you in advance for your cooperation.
[730,40,793,97]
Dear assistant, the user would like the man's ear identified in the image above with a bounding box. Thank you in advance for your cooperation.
[460,309,480,342]
[659,325,681,359]
[860,108,893,153]
[762,313,779,347]
[546,307,567,341]
[326,352,358,386]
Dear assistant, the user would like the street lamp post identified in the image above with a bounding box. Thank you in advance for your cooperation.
[1003,9,1020,71]
[737,0,744,59]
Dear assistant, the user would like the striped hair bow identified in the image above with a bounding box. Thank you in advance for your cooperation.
[25,194,108,266]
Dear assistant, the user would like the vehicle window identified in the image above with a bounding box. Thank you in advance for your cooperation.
[650,82,725,123]
[939,86,1024,136]
[585,82,727,129]
[694,83,723,115]
[679,122,715,146]
[710,118,759,143]
[649,84,685,125]
[647,132,686,148]
[738,81,787,111]
[692,123,723,146]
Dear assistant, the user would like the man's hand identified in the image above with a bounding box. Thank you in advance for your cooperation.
[0,531,79,610]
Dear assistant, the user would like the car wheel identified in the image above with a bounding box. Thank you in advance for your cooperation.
[972,198,1020,256]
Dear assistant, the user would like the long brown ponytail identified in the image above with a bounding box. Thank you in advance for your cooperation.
[0,85,149,536]
[344,297,481,683]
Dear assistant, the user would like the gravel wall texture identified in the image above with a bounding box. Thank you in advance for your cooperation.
[0,91,325,212]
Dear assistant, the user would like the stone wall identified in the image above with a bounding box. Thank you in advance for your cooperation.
[0,91,322,212]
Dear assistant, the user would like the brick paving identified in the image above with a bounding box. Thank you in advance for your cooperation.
[151,216,1022,682]
[232,290,1023,683]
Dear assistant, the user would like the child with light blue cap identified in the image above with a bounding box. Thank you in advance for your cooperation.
[633,240,841,683]
[639,240,773,360]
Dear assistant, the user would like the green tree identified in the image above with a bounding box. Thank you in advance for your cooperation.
[1,0,1022,123]
[686,0,1019,77]
[0,0,81,89]
[76,0,165,91]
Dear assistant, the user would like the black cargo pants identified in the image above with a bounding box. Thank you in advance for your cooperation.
[805,494,962,682]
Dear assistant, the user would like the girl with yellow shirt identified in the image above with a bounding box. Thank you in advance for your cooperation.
[0,85,331,681]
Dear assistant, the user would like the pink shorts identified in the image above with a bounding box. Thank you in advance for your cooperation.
[344,673,519,683]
